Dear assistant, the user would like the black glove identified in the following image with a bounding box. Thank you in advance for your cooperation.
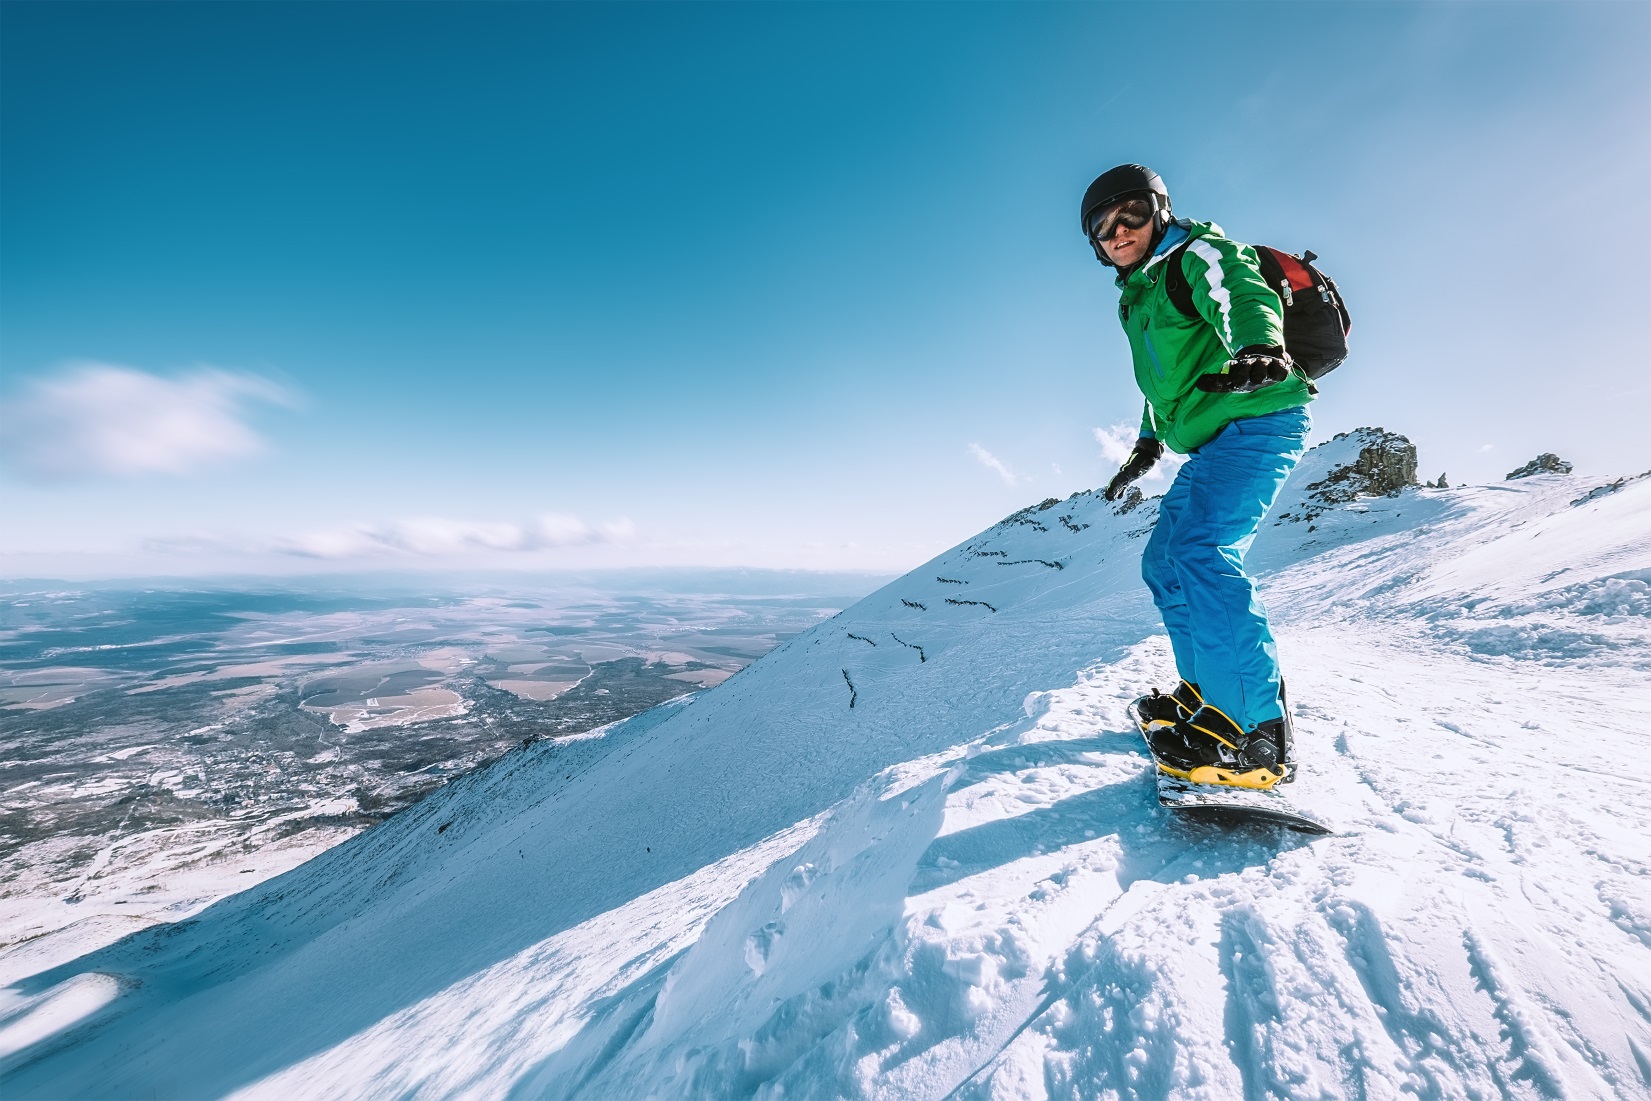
[1195,345,1292,393]
[1104,437,1163,500]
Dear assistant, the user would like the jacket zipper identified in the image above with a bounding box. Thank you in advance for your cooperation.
[1142,322,1166,379]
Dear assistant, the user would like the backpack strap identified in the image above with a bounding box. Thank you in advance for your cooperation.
[1159,240,1195,318]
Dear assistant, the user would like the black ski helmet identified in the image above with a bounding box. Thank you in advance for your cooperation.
[1080,163,1172,240]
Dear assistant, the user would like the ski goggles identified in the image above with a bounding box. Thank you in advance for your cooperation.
[1086,196,1157,243]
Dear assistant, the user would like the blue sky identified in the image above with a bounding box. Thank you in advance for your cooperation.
[3,1,1647,577]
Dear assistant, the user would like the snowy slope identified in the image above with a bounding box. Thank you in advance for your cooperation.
[3,431,1650,1100]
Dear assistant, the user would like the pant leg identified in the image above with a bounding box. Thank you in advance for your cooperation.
[1164,408,1309,730]
[1141,454,1202,685]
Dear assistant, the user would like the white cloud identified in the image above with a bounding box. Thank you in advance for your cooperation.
[1479,443,1495,453]
[0,362,295,482]
[146,513,638,562]
[968,443,1019,486]
[1092,424,1184,484]
[282,514,639,560]
[1091,424,1137,468]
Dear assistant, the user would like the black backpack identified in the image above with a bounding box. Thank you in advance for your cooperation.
[1162,241,1351,380]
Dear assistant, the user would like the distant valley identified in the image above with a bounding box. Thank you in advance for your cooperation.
[0,573,887,953]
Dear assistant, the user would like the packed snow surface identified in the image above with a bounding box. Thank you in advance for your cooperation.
[3,431,1649,1099]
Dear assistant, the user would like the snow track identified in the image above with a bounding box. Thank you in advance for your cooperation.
[3,432,1649,1099]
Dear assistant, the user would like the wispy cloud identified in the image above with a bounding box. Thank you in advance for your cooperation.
[968,443,1019,487]
[146,514,637,561]
[0,362,296,482]
[1092,424,1184,484]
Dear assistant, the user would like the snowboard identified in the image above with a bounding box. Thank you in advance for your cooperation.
[1130,697,1334,835]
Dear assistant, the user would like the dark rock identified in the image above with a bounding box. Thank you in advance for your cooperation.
[1506,453,1573,480]
[1308,428,1418,503]
[1268,428,1421,525]
[1570,469,1650,506]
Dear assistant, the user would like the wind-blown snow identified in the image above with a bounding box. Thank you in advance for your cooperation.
[3,431,1649,1099]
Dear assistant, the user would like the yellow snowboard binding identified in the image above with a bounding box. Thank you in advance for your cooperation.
[1157,760,1289,791]
[1143,701,1293,791]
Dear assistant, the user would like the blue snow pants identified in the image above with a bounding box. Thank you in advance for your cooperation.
[1141,407,1310,731]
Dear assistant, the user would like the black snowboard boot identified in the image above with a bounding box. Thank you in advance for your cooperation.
[1135,680,1202,726]
[1149,703,1291,790]
[1272,679,1296,782]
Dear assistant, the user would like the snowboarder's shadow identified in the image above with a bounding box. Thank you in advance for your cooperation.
[913,739,1313,896]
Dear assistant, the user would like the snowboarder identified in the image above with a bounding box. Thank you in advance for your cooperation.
[1084,164,1313,789]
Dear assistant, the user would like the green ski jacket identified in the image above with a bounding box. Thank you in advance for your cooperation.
[1116,220,1313,454]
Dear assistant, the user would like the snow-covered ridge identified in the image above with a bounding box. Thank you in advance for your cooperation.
[3,432,1649,1099]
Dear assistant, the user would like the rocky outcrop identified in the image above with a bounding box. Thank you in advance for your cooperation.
[1506,453,1573,480]
[1304,428,1418,503]
[1571,469,1650,506]
[1267,427,1420,525]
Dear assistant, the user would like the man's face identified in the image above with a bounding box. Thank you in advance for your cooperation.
[1090,195,1157,268]
[1101,212,1153,268]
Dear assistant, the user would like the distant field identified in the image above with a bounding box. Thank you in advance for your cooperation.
[0,572,889,954]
